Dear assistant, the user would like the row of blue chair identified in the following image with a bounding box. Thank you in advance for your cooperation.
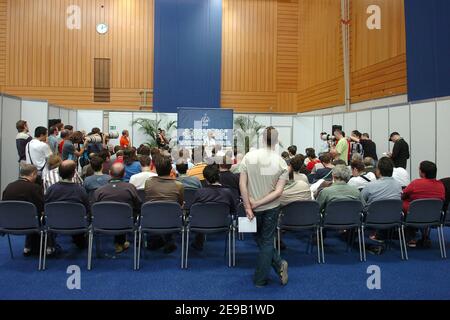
[276,199,449,263]
[0,201,235,271]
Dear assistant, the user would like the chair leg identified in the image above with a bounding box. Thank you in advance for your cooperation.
[86,230,92,270]
[357,227,363,262]
[7,235,13,259]
[38,232,43,271]
[88,231,93,270]
[316,228,321,264]
[361,226,366,262]
[133,231,137,271]
[228,230,232,268]
[437,225,445,259]
[137,230,142,270]
[401,225,408,261]
[398,227,405,260]
[181,228,185,269]
[185,229,190,269]
[232,226,236,267]
[320,227,325,263]
[42,232,48,270]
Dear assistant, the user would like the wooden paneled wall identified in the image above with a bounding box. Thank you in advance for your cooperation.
[0,0,7,88]
[1,0,407,112]
[2,0,153,110]
[350,0,407,103]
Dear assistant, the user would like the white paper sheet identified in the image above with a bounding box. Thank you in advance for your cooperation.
[238,217,257,233]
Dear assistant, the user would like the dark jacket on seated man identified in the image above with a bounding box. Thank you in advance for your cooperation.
[193,184,237,214]
[218,158,241,203]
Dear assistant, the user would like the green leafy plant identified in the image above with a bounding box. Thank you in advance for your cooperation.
[132,118,177,147]
[234,116,265,153]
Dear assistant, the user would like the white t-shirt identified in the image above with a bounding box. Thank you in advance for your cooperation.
[348,172,376,190]
[393,167,410,188]
[129,171,157,190]
[25,139,52,174]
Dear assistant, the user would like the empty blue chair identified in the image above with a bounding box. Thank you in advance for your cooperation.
[0,201,44,270]
[43,202,89,270]
[138,201,185,269]
[363,199,405,261]
[321,200,364,262]
[89,202,138,270]
[278,201,322,263]
[186,202,234,268]
[403,199,445,260]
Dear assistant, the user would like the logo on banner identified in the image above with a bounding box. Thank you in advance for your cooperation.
[201,113,210,128]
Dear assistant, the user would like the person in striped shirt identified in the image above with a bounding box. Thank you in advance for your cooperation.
[43,154,83,193]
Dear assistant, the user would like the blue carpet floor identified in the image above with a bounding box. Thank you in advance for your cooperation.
[1,228,450,300]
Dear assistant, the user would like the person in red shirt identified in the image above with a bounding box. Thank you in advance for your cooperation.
[120,130,130,148]
[305,148,321,172]
[402,161,445,247]
[58,130,70,154]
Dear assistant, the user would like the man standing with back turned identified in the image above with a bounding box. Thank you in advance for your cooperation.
[240,127,289,287]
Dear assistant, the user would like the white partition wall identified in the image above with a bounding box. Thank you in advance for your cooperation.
[371,108,389,159]
[77,110,103,133]
[332,113,344,129]
[48,106,60,120]
[21,100,48,135]
[313,116,323,151]
[69,110,78,129]
[1,96,22,192]
[356,110,371,137]
[108,112,133,146]
[437,100,450,178]
[343,112,356,135]
[322,115,333,135]
[132,112,157,147]
[410,102,436,180]
[60,108,70,126]
[293,116,314,156]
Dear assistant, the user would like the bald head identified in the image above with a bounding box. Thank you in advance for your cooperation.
[110,162,125,180]
[59,160,77,180]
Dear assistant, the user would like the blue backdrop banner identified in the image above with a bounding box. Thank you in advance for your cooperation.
[153,0,222,113]
[177,108,234,151]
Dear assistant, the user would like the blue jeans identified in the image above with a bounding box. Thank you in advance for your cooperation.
[254,207,284,286]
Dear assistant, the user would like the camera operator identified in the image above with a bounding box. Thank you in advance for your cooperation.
[85,127,105,155]
[330,129,349,165]
[319,132,330,155]
[62,131,88,163]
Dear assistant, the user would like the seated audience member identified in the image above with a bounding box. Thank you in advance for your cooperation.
[187,146,208,183]
[2,164,52,256]
[176,159,202,190]
[81,153,95,179]
[16,120,33,164]
[441,177,450,213]
[190,164,237,251]
[172,148,194,173]
[364,157,376,174]
[94,163,142,253]
[145,155,184,253]
[402,161,445,247]
[316,165,362,213]
[123,148,142,182]
[98,149,112,174]
[289,154,310,184]
[45,160,90,249]
[348,159,376,190]
[114,149,124,164]
[110,145,122,163]
[281,151,290,164]
[149,147,161,174]
[230,153,244,174]
[43,154,83,193]
[361,157,402,246]
[287,145,297,158]
[218,156,240,199]
[83,156,111,194]
[312,153,334,182]
[280,163,312,207]
[137,145,151,157]
[393,166,410,189]
[305,148,321,172]
[129,155,157,190]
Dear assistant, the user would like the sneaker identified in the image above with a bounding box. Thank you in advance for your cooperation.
[23,247,32,257]
[163,243,177,254]
[115,241,130,254]
[46,244,63,257]
[279,260,289,286]
[407,240,417,248]
[369,234,385,244]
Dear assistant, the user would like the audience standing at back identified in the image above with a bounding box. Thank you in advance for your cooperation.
[16,120,33,164]
[47,126,59,155]
[25,126,53,182]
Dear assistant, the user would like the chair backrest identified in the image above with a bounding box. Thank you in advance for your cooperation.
[323,200,363,226]
[91,202,134,229]
[44,202,88,230]
[137,189,146,203]
[184,188,198,210]
[445,209,450,224]
[365,199,403,225]
[280,201,321,227]
[0,201,40,230]
[141,201,183,229]
[189,202,231,229]
[406,199,443,224]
